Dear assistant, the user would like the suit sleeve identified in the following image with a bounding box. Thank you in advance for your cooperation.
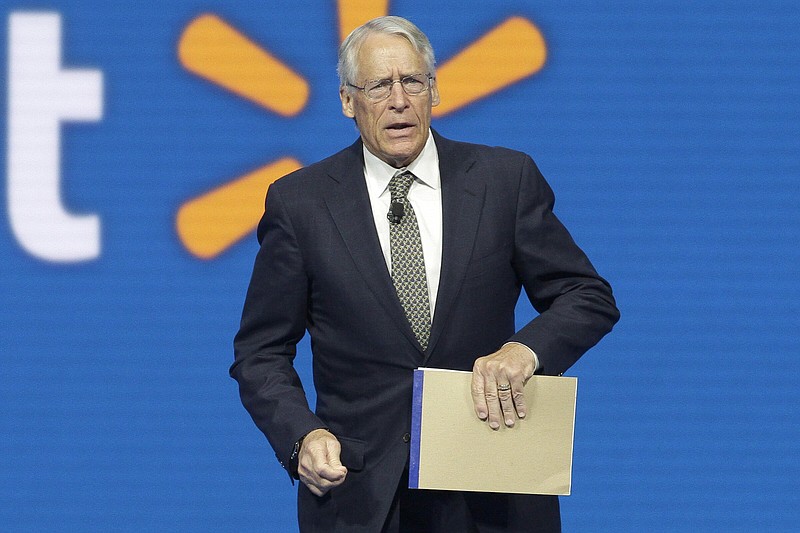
[230,184,325,471]
[508,155,620,376]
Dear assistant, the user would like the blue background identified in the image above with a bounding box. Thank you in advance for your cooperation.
[2,1,798,531]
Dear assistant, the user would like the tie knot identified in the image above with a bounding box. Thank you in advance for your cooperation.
[389,171,414,201]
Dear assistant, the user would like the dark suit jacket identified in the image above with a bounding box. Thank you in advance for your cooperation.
[231,131,619,531]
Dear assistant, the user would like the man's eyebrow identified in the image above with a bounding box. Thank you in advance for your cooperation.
[368,72,423,81]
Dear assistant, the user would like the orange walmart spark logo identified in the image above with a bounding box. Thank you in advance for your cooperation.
[175,1,547,260]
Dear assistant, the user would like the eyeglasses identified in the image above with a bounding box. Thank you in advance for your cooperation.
[348,73,434,101]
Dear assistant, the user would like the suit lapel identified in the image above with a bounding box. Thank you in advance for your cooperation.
[424,133,486,362]
[323,140,425,352]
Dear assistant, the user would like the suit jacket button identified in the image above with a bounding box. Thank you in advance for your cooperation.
[402,432,411,443]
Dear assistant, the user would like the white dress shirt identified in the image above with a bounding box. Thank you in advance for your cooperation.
[362,132,442,319]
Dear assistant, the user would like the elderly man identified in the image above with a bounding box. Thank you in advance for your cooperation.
[232,15,618,532]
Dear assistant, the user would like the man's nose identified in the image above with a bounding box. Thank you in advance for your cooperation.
[387,81,410,109]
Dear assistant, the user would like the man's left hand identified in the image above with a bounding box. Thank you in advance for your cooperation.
[471,344,536,430]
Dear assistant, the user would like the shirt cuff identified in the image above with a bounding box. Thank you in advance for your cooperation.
[502,341,539,374]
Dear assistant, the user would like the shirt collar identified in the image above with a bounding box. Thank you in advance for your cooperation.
[362,131,440,197]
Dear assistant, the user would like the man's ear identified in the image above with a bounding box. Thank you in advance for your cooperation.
[340,87,355,118]
[430,79,441,107]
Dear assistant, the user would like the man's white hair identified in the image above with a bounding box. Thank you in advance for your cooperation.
[337,16,436,88]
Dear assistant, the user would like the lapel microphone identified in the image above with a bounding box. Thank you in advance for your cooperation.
[387,201,405,224]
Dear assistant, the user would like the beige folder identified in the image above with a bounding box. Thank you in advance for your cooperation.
[409,368,577,495]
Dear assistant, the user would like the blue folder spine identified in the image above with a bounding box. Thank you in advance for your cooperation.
[408,369,424,489]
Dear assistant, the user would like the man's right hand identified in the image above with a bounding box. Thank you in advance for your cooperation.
[297,428,348,496]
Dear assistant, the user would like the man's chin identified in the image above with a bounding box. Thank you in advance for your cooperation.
[386,152,418,168]
[382,142,424,167]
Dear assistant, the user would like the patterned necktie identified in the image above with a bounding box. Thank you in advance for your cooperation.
[388,170,431,349]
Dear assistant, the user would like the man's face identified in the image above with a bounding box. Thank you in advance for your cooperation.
[340,33,440,168]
